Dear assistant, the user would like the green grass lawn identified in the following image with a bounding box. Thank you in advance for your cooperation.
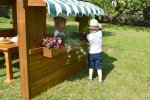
[0,17,150,100]
[0,17,12,29]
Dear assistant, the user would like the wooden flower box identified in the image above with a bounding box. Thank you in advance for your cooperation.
[43,45,66,58]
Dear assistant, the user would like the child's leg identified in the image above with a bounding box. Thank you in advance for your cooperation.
[97,69,102,81]
[88,53,94,80]
[95,52,103,83]
[89,68,93,79]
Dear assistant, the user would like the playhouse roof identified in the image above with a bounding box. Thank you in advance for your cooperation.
[44,0,105,17]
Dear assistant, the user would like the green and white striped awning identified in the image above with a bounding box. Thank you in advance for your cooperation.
[44,0,105,17]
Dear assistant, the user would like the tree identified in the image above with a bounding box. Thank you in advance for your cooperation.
[92,0,117,22]
[92,0,150,26]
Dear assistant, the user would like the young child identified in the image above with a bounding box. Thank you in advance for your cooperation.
[54,17,66,37]
[87,19,103,84]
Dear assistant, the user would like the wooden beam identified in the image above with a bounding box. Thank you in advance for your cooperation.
[0,0,12,5]
[79,15,89,33]
[27,0,46,6]
[29,47,43,54]
[12,0,17,34]
[16,0,30,100]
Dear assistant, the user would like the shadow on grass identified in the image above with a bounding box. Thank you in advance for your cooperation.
[91,52,117,81]
[67,52,117,81]
[103,31,114,37]
[102,52,117,80]
[0,61,20,78]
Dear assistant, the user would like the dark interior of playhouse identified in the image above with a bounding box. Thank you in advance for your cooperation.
[0,0,104,100]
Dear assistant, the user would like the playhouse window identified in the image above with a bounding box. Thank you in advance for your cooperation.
[46,16,79,37]
[0,5,13,29]
[0,5,17,38]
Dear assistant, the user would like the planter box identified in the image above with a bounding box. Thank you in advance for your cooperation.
[43,46,66,58]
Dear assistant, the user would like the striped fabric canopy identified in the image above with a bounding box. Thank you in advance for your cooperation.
[44,0,105,17]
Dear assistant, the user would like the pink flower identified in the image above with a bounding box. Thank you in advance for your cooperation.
[53,39,56,42]
[42,36,63,49]
[58,38,62,44]
[56,43,60,48]
[50,40,53,45]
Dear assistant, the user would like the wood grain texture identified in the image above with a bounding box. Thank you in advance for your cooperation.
[28,47,86,98]
[0,29,16,37]
[30,51,82,82]
[12,0,17,34]
[16,0,30,99]
[29,47,43,54]
[0,0,12,5]
[29,51,44,62]
[43,46,66,58]
[26,6,46,49]
[0,43,18,83]
[30,59,86,97]
[27,0,46,6]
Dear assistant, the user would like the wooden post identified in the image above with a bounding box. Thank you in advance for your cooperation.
[4,51,15,83]
[79,15,89,33]
[16,0,46,99]
[16,0,30,99]
[12,0,17,34]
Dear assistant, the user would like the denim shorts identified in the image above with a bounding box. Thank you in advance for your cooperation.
[88,52,102,70]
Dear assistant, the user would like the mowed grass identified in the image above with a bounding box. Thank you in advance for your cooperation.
[0,17,12,29]
[0,17,150,100]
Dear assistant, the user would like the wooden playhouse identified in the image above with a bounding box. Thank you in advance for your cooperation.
[0,0,105,99]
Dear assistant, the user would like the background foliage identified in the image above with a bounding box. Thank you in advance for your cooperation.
[92,0,150,26]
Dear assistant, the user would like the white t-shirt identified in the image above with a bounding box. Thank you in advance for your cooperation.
[54,30,65,37]
[87,30,102,54]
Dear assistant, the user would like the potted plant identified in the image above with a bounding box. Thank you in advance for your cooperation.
[42,36,66,58]
[42,32,88,58]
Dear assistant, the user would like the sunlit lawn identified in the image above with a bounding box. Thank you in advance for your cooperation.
[0,17,12,29]
[0,17,150,100]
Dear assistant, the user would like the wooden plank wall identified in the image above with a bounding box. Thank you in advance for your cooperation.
[29,49,86,98]
[26,6,46,49]
[24,4,86,99]
[24,6,46,99]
